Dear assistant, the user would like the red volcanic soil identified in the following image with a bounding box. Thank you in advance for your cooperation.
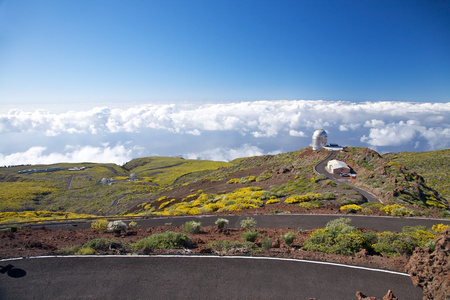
[0,224,409,273]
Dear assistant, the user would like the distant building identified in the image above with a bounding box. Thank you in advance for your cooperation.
[312,129,328,150]
[327,159,350,174]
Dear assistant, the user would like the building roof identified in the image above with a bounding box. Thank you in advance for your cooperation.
[312,129,327,138]
[327,159,349,170]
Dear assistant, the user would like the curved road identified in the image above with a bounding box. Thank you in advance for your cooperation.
[314,150,381,203]
[0,256,422,299]
[2,215,447,299]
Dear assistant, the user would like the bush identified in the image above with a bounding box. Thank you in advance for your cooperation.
[76,247,95,255]
[380,204,412,216]
[133,231,192,251]
[340,204,362,214]
[303,218,374,255]
[207,240,255,254]
[432,223,449,234]
[326,217,354,235]
[182,220,202,234]
[107,220,128,235]
[215,218,229,229]
[58,245,81,255]
[374,226,437,257]
[91,219,109,231]
[321,192,334,200]
[83,238,119,251]
[282,232,296,246]
[242,230,259,242]
[240,217,257,229]
[128,221,138,229]
[261,237,272,250]
[266,199,280,204]
[299,201,322,209]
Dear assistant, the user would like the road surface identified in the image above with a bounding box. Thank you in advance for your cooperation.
[0,256,422,300]
[41,214,450,233]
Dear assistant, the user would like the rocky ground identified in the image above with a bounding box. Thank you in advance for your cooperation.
[1,224,409,272]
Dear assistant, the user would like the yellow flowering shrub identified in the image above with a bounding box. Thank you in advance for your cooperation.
[340,204,362,212]
[158,199,175,209]
[432,223,449,234]
[157,196,168,202]
[0,211,97,224]
[266,199,280,204]
[227,178,240,184]
[380,204,412,216]
[285,193,322,204]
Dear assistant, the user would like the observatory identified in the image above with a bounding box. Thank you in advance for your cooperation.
[312,129,328,150]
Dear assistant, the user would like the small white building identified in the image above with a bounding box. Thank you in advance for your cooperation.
[327,159,350,174]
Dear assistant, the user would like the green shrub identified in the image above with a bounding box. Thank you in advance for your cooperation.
[361,202,384,209]
[215,218,229,229]
[133,231,192,251]
[303,218,373,255]
[326,217,354,235]
[282,232,296,246]
[240,217,257,229]
[58,245,81,255]
[9,226,17,233]
[321,192,334,200]
[207,240,255,254]
[242,230,259,242]
[439,210,450,218]
[182,220,202,234]
[374,226,437,257]
[83,238,118,251]
[261,237,273,250]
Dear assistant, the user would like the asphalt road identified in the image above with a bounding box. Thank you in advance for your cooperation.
[44,214,450,233]
[0,256,422,300]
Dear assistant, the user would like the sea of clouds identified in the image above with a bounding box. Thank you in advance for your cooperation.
[1,100,449,165]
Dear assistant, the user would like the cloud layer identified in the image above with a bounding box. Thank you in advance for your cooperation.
[1,100,449,165]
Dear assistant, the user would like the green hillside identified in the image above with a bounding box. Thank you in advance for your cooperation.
[1,147,448,221]
[0,158,230,215]
[383,149,450,202]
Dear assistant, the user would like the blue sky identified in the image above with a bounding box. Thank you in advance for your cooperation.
[0,1,449,164]
[1,0,449,104]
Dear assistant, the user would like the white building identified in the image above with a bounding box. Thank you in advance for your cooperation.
[312,129,328,150]
[327,159,350,174]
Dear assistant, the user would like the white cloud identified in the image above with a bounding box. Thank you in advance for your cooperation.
[0,144,136,166]
[1,100,449,164]
[361,121,419,147]
[289,129,306,137]
[183,144,267,161]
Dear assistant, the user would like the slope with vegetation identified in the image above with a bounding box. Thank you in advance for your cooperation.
[335,147,448,209]
[383,149,450,202]
[1,147,449,224]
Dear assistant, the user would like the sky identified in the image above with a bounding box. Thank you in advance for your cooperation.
[0,1,449,165]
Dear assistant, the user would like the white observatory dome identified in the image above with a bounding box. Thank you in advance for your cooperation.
[312,129,328,150]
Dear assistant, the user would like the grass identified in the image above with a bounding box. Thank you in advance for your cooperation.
[383,149,450,202]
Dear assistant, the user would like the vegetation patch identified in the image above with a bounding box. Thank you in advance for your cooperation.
[133,231,192,251]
